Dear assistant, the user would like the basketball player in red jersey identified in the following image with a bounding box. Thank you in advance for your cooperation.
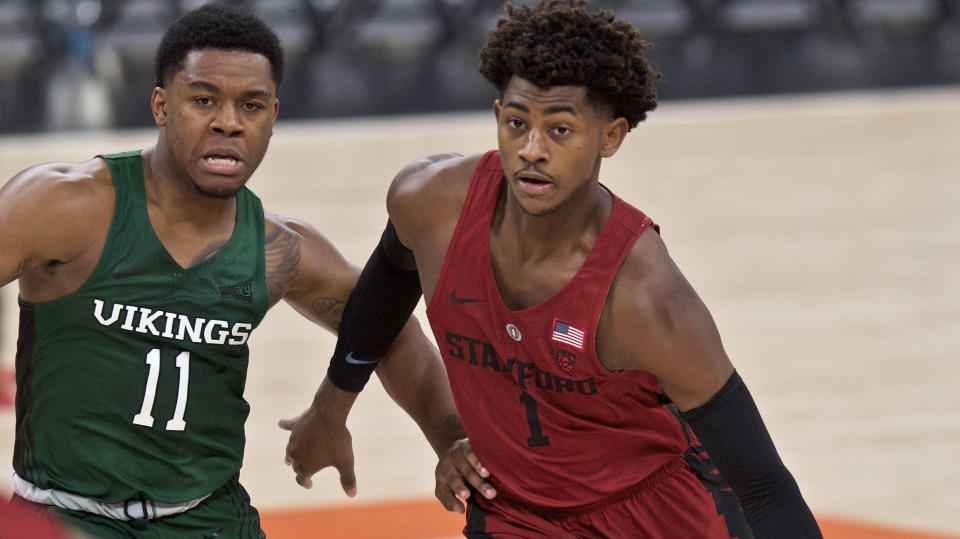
[283,1,822,536]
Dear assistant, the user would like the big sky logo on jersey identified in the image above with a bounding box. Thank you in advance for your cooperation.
[219,281,253,304]
[92,298,253,346]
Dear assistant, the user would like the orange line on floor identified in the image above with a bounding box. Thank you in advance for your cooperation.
[260,499,464,539]
[260,499,960,539]
[818,516,960,539]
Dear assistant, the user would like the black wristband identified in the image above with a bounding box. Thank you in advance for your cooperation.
[327,221,422,392]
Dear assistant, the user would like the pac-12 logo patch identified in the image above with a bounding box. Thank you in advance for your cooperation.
[555,349,576,372]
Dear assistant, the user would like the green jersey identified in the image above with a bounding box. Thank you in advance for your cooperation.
[14,151,269,504]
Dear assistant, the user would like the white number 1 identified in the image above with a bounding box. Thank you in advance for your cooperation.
[132,349,190,431]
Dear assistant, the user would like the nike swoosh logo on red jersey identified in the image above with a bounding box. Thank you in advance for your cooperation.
[450,290,485,304]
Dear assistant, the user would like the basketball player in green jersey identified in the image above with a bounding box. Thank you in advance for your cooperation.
[0,4,472,537]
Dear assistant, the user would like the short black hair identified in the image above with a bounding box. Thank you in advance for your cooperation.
[479,0,660,129]
[153,3,284,88]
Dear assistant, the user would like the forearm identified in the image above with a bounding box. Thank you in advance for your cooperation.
[327,221,422,392]
[377,318,465,456]
[309,376,359,424]
[681,372,822,538]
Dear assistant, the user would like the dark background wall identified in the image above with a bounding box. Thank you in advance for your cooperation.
[1,0,958,134]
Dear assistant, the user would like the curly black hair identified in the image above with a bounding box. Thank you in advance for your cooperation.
[479,0,660,129]
[153,3,284,89]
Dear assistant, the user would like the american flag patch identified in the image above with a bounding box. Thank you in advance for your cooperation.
[551,319,585,350]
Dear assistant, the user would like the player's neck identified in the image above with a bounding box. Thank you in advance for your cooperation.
[142,145,237,228]
[495,182,611,263]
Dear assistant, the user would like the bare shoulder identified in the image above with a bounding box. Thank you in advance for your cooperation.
[263,210,305,245]
[387,152,483,216]
[2,158,113,215]
[600,229,733,408]
[263,211,344,260]
[262,211,312,305]
[616,229,684,300]
[390,152,479,188]
[386,152,484,246]
[603,230,699,337]
[0,157,116,298]
[0,158,114,266]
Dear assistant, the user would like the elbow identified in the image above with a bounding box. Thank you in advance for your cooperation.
[733,467,823,539]
[734,465,799,516]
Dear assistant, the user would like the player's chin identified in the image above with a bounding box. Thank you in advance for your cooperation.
[517,198,560,217]
[193,176,247,199]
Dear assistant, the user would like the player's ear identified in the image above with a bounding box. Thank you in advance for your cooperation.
[493,99,502,122]
[600,117,628,158]
[151,87,168,127]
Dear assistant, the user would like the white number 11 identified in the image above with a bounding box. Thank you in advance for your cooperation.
[132,349,190,431]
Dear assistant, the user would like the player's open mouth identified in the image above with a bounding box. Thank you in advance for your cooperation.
[523,178,549,185]
[516,171,554,195]
[203,155,242,173]
[206,156,238,166]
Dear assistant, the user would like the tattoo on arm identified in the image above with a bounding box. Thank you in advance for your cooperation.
[310,296,346,331]
[265,224,301,305]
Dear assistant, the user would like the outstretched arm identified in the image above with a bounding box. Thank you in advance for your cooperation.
[283,153,494,506]
[273,215,488,500]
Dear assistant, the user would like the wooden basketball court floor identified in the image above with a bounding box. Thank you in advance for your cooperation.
[0,86,957,537]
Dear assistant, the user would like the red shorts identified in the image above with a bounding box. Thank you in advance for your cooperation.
[2,495,71,539]
[463,454,751,538]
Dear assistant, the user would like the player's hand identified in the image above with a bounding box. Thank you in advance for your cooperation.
[435,438,496,514]
[279,381,359,497]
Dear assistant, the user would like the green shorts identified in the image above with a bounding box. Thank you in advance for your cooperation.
[48,476,264,539]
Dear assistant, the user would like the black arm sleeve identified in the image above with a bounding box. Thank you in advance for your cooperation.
[326,221,422,392]
[680,372,823,538]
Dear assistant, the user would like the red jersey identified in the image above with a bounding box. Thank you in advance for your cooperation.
[426,151,696,510]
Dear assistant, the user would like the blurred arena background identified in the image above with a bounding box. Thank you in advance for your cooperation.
[1,1,959,538]
[1,0,959,132]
